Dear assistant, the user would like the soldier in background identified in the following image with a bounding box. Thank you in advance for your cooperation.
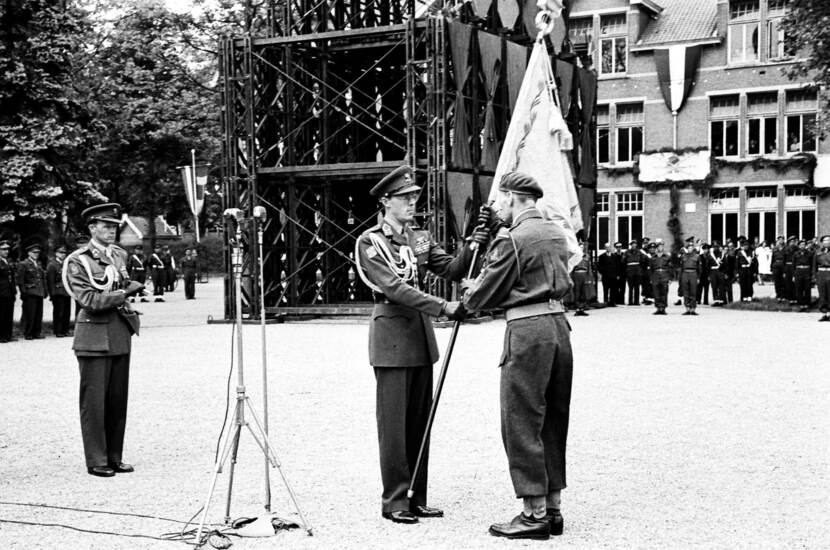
[649,239,671,315]
[770,237,786,302]
[707,242,726,307]
[596,242,621,307]
[696,243,711,306]
[180,248,198,300]
[17,241,46,339]
[736,240,756,302]
[679,236,702,315]
[127,245,149,303]
[640,238,654,305]
[783,235,798,304]
[814,235,830,322]
[622,240,643,305]
[46,245,72,337]
[149,245,165,302]
[793,239,813,311]
[722,241,737,303]
[570,242,591,316]
[162,245,176,292]
[0,240,16,342]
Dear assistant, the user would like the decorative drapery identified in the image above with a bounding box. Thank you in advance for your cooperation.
[479,31,503,171]
[449,22,473,169]
[655,45,701,114]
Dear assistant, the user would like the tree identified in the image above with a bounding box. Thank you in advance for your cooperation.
[0,0,104,239]
[781,0,830,136]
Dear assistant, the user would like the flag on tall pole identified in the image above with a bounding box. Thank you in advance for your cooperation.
[179,150,210,243]
[489,15,583,269]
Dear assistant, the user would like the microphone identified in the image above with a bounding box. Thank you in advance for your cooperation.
[253,206,267,221]
[223,208,244,221]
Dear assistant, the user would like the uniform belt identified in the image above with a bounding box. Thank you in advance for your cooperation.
[505,300,564,322]
[818,267,830,271]
[795,265,810,269]
[785,262,794,265]
[683,269,698,272]
[654,268,668,271]
[133,267,145,271]
[373,297,393,305]
[626,262,640,266]
[573,269,588,272]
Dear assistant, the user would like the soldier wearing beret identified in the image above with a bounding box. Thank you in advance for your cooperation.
[622,240,643,305]
[679,236,703,315]
[63,203,143,477]
[46,245,72,337]
[570,241,591,316]
[815,235,830,322]
[649,239,672,315]
[17,241,46,339]
[462,171,574,540]
[0,240,16,342]
[355,165,487,524]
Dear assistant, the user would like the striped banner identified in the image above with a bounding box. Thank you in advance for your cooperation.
[180,164,209,216]
[655,44,701,114]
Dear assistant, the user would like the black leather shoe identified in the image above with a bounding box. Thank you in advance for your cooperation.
[87,466,115,477]
[410,505,443,518]
[489,513,550,540]
[109,462,134,473]
[382,510,418,524]
[546,509,564,536]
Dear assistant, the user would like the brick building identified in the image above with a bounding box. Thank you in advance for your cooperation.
[566,0,829,249]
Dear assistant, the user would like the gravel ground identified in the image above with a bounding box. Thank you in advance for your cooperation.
[0,279,826,550]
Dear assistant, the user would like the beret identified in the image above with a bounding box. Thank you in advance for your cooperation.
[498,172,543,199]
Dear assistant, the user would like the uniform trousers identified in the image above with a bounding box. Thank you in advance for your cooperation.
[794,268,812,306]
[165,267,176,292]
[626,269,641,305]
[21,295,43,338]
[52,295,71,335]
[724,274,734,303]
[131,270,146,285]
[696,273,710,305]
[614,276,626,305]
[78,354,130,467]
[641,271,653,300]
[771,264,785,298]
[0,296,13,340]
[571,271,588,309]
[709,270,726,303]
[680,272,699,308]
[600,274,615,304]
[652,275,669,309]
[738,268,754,300]
[152,268,166,296]
[500,314,572,498]
[784,265,795,300]
[817,272,830,313]
[184,274,196,299]
[374,366,432,513]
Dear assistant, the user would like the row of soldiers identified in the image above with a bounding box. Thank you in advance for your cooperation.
[0,238,202,343]
[569,234,830,320]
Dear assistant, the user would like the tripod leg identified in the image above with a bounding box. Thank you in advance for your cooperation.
[195,418,242,544]
[223,424,243,524]
[244,398,314,535]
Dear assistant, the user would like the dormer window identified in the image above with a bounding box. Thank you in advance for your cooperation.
[728,1,760,64]
[599,13,627,75]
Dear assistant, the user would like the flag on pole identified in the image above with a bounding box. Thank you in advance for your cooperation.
[489,39,583,268]
[654,44,701,114]
[180,164,210,217]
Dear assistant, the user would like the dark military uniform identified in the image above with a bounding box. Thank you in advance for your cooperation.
[46,250,72,336]
[596,249,622,305]
[149,250,165,297]
[696,246,711,305]
[180,255,198,299]
[162,249,176,292]
[783,239,798,302]
[570,252,591,314]
[815,241,830,320]
[0,242,15,342]
[355,167,474,516]
[464,206,573,507]
[722,248,737,303]
[127,249,147,285]
[649,250,672,313]
[679,247,702,313]
[622,244,643,305]
[770,244,786,301]
[17,250,46,339]
[736,248,756,301]
[706,250,726,305]
[793,246,814,308]
[64,204,141,474]
[640,246,654,304]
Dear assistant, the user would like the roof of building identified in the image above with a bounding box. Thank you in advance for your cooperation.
[636,0,720,48]
[119,214,179,241]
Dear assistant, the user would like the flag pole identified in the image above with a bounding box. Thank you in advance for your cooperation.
[192,148,200,243]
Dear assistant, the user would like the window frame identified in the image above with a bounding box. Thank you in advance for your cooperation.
[614,103,644,164]
[596,105,610,165]
[598,12,628,76]
[709,95,741,158]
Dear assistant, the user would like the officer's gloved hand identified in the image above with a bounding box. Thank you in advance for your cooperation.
[471,225,490,248]
[123,281,145,297]
[443,301,466,321]
[478,205,505,236]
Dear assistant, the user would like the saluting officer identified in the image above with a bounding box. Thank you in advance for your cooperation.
[63,203,143,477]
[815,235,830,322]
[462,172,574,540]
[679,236,703,315]
[707,242,727,306]
[46,245,72,337]
[649,239,672,315]
[354,166,486,524]
[622,240,643,305]
[17,240,46,339]
[0,240,16,343]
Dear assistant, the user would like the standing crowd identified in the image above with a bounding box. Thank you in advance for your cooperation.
[573,234,830,321]
[0,238,203,344]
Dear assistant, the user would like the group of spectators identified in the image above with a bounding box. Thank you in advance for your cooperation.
[567,234,830,320]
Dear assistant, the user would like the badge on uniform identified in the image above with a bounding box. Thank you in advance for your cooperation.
[413,236,430,255]
[69,263,80,275]
[365,246,378,259]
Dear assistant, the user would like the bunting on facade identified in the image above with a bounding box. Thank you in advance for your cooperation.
[654,44,701,114]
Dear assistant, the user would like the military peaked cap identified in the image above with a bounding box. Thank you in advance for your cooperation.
[499,172,544,199]
[82,203,122,224]
[0,240,9,249]
[370,165,420,197]
[24,239,42,252]
[55,245,67,253]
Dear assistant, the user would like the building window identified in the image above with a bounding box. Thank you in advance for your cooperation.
[746,92,778,155]
[599,13,627,75]
[616,103,643,163]
[710,188,740,245]
[616,192,643,244]
[785,89,817,153]
[710,95,740,157]
[597,105,610,164]
[728,1,760,64]
[745,186,778,243]
[766,0,789,59]
[569,16,594,50]
[784,186,817,240]
[592,193,610,252]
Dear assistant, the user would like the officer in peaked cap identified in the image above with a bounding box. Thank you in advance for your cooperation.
[355,165,489,524]
[0,239,16,342]
[46,244,72,337]
[679,236,703,315]
[784,235,799,303]
[63,202,144,477]
[17,239,46,339]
